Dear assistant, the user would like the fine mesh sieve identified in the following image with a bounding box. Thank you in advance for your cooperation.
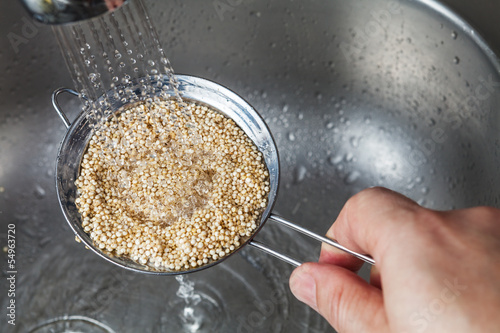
[53,74,374,275]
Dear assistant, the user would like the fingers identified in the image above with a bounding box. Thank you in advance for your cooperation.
[292,187,422,332]
[370,265,382,289]
[290,263,388,332]
[318,241,365,272]
[326,187,422,263]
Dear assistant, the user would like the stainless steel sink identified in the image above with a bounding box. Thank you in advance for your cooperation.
[1,0,499,332]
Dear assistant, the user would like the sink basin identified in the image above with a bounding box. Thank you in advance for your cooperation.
[1,0,499,332]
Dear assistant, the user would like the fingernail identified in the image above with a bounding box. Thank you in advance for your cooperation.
[290,266,318,311]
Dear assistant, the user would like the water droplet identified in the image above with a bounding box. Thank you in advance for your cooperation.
[294,165,307,184]
[345,152,354,162]
[453,56,460,64]
[298,113,304,120]
[114,51,122,59]
[288,132,296,141]
[451,31,458,39]
[89,73,98,82]
[421,187,429,194]
[328,155,343,165]
[417,198,427,206]
[349,136,359,148]
[344,171,360,185]
[148,60,155,67]
[34,184,46,199]
[39,236,51,247]
[325,121,334,129]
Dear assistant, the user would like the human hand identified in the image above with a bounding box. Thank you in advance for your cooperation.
[105,0,125,10]
[289,187,500,332]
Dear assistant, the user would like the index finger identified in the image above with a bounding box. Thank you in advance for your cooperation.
[322,187,422,265]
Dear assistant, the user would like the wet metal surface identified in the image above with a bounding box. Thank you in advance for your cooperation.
[1,0,500,332]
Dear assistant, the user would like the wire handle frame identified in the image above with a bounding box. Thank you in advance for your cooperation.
[52,87,80,129]
[249,214,375,267]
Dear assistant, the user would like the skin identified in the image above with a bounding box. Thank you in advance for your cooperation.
[105,0,125,10]
[289,187,500,332]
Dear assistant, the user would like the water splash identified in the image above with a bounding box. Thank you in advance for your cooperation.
[172,275,224,333]
[52,0,181,120]
[175,276,203,332]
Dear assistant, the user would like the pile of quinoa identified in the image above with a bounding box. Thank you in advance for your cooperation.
[75,99,270,271]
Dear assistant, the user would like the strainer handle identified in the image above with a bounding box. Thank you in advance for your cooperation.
[51,87,80,129]
[249,214,375,267]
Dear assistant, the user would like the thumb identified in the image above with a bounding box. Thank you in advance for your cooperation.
[289,263,388,332]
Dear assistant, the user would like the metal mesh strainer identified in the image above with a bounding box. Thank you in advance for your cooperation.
[53,74,374,275]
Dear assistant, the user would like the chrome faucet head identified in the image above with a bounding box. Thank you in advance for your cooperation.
[20,0,127,25]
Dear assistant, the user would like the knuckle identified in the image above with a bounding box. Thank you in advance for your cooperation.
[351,187,389,204]
[343,187,385,219]
[409,208,446,238]
[467,206,500,233]
[471,206,500,220]
[413,208,442,225]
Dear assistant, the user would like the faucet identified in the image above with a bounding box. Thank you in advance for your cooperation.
[20,0,127,25]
